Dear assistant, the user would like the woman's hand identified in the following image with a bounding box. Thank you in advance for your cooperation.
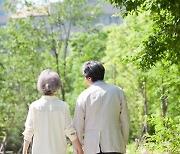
[77,148,84,154]
[72,138,84,154]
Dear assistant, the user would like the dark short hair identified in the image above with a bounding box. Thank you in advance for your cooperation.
[82,61,105,82]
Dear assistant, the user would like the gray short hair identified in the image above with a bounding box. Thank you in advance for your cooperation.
[37,69,61,95]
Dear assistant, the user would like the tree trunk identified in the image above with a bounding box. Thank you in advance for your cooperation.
[137,80,148,149]
[113,64,117,85]
[142,81,148,133]
[161,78,167,117]
[54,47,65,101]
[0,130,8,154]
[62,21,72,101]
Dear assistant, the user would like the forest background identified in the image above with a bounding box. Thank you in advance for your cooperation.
[0,0,179,153]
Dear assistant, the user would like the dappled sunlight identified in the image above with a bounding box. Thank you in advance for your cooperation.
[0,0,179,153]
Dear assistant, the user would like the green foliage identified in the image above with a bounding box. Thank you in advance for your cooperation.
[145,62,180,117]
[66,29,107,114]
[145,116,180,153]
[0,0,179,152]
[107,0,180,69]
[0,18,45,151]
[103,2,180,151]
[101,11,179,152]
[108,0,143,15]
[0,0,101,152]
[103,13,152,140]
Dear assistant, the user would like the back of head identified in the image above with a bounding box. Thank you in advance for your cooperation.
[37,69,61,95]
[82,61,105,82]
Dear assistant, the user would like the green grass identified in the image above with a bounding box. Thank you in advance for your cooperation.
[67,143,171,154]
[67,143,140,154]
[126,143,141,154]
[67,144,73,154]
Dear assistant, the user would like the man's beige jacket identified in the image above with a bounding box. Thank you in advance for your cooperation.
[74,81,130,154]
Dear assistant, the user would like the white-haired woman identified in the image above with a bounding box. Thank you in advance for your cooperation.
[22,69,83,154]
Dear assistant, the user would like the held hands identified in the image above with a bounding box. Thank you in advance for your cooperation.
[72,137,84,154]
[77,148,84,154]
[75,144,84,154]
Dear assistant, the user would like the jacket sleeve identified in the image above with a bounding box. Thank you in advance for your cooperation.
[120,89,130,145]
[73,94,85,145]
[22,105,34,141]
[64,104,77,141]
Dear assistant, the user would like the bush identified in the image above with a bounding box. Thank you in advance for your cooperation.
[144,116,180,153]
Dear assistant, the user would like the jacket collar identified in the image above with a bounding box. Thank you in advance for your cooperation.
[91,80,105,86]
[41,95,57,100]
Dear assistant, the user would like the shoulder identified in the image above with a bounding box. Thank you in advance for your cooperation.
[59,100,69,109]
[52,98,70,110]
[78,88,89,100]
[106,83,123,91]
[107,83,125,96]
[77,87,93,104]
[29,99,40,108]
[116,85,124,93]
[30,97,69,108]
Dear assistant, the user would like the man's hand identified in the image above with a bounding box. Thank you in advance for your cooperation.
[72,138,83,154]
[77,148,84,154]
[22,140,30,154]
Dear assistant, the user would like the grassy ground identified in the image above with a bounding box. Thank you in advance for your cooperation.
[67,144,73,154]
[126,143,140,154]
[67,143,140,154]
[67,143,171,154]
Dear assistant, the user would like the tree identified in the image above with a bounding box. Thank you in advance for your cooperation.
[0,0,101,152]
[0,18,45,152]
[107,0,180,69]
[105,1,180,151]
[41,0,101,101]
[66,29,107,114]
[102,12,180,152]
[102,13,153,141]
[4,0,101,101]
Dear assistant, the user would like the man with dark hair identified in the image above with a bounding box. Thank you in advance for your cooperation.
[74,61,130,154]
[82,61,105,82]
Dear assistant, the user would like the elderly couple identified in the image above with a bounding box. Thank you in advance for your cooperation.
[22,61,130,154]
